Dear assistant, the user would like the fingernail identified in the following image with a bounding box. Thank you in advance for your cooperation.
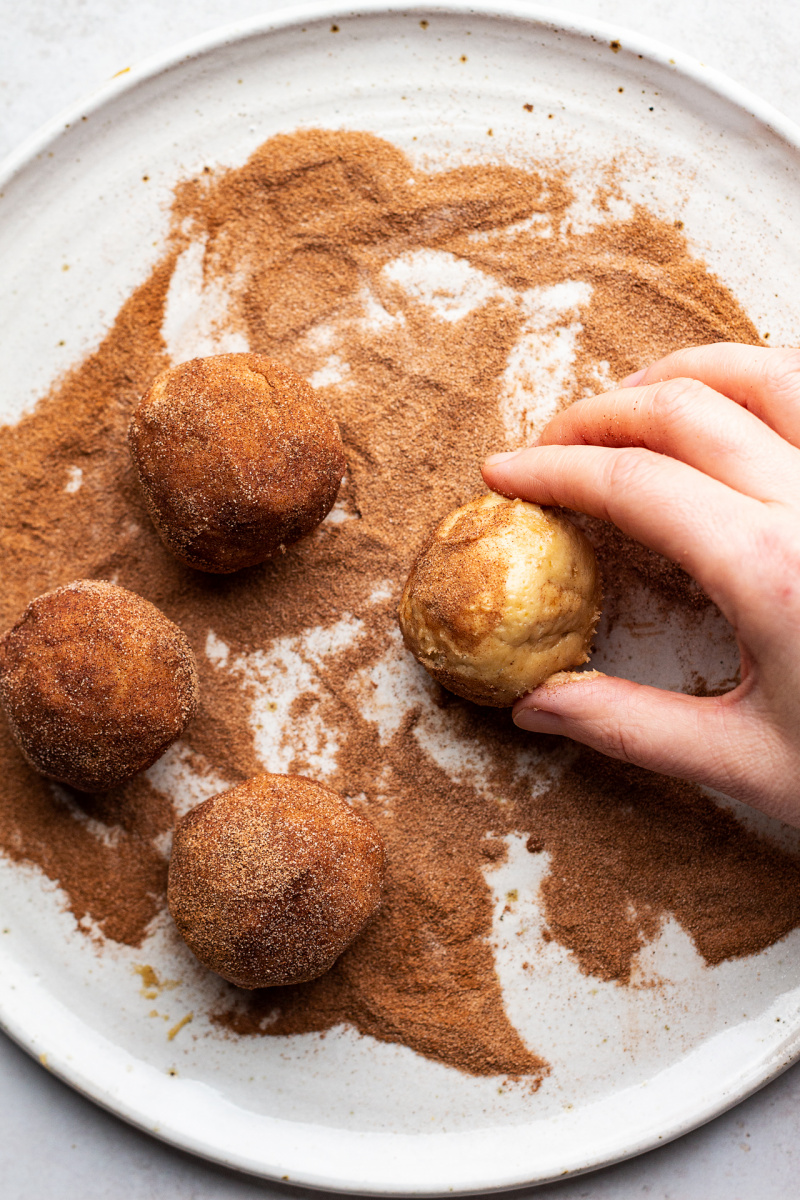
[512,707,559,731]
[621,368,646,388]
[513,691,554,718]
[484,450,522,468]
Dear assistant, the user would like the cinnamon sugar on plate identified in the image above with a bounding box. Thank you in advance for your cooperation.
[1,129,795,1084]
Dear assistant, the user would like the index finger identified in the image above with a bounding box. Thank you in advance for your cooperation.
[623,343,800,448]
[482,442,757,617]
[537,376,800,504]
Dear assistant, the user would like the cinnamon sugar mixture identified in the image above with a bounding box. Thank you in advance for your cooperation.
[2,129,799,1084]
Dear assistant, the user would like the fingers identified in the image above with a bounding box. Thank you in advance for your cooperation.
[482,442,755,612]
[512,672,781,813]
[622,343,800,449]
[536,377,799,503]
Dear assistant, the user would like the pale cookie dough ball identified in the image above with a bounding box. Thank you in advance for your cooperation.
[0,580,199,792]
[399,493,602,707]
[168,774,386,989]
[128,353,346,574]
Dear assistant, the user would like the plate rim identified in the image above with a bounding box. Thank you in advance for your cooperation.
[2,0,799,190]
[2,2,800,1192]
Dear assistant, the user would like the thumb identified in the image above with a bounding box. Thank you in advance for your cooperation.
[513,671,757,800]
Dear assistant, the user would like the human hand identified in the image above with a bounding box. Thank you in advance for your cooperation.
[482,344,800,827]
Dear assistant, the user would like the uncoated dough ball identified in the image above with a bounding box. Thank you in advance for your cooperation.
[168,774,386,989]
[0,580,199,792]
[128,353,347,573]
[399,493,602,707]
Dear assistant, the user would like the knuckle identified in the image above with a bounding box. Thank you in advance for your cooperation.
[605,445,660,497]
[647,376,708,425]
[762,348,800,408]
[596,702,652,766]
[603,722,636,764]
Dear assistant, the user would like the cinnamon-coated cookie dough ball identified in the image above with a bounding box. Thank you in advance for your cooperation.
[168,774,386,989]
[0,580,198,792]
[128,353,346,573]
[399,493,602,707]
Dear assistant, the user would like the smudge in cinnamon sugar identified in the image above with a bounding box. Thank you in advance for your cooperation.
[1,129,795,1084]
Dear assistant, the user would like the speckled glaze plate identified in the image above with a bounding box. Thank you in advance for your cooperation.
[2,2,800,1192]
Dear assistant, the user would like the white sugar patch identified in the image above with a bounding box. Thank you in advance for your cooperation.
[211,617,363,779]
[500,281,592,444]
[309,354,351,388]
[145,742,231,821]
[323,498,354,525]
[349,628,435,745]
[64,466,83,494]
[204,630,230,668]
[161,240,248,363]
[356,284,403,331]
[382,249,511,322]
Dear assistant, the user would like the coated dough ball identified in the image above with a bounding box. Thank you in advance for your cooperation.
[168,774,386,989]
[128,353,347,573]
[399,493,602,707]
[0,580,199,792]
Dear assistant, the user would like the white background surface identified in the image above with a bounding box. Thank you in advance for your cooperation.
[1,1,799,1197]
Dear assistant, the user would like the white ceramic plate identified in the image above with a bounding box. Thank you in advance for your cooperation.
[2,3,800,1192]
